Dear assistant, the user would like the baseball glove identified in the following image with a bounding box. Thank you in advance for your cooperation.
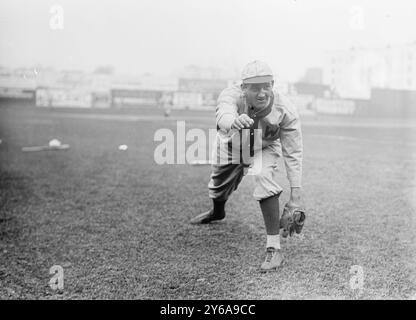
[280,203,306,238]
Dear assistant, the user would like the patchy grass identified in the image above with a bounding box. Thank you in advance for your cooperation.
[0,106,415,299]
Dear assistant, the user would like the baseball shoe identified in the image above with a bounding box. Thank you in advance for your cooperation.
[260,247,284,272]
[190,209,225,224]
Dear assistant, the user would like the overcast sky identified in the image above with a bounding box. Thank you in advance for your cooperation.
[1,0,415,81]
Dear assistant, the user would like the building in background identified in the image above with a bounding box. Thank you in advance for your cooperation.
[174,78,228,109]
[35,70,94,108]
[177,64,238,80]
[324,42,416,99]
[3,53,415,117]
[293,82,331,98]
[172,65,232,109]
[36,85,92,108]
[300,67,324,85]
[290,67,331,116]
[111,74,177,108]
[0,67,36,106]
[90,70,113,108]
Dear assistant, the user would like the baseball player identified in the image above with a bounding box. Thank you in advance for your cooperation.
[190,60,305,272]
[160,93,173,117]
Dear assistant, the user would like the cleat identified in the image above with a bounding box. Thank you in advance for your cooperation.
[190,209,225,224]
[260,247,284,272]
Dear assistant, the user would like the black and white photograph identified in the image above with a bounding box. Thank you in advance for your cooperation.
[0,0,415,303]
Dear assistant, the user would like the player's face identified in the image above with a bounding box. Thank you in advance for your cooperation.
[243,81,273,109]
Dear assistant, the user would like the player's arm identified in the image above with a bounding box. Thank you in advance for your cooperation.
[216,85,253,131]
[279,106,303,207]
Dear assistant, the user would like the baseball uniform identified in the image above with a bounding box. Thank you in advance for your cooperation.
[208,82,303,201]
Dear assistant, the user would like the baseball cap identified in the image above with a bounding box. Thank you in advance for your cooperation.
[241,60,274,84]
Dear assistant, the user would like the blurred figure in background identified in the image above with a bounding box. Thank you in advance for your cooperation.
[160,92,173,117]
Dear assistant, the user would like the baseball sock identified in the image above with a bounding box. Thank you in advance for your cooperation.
[212,199,226,217]
[259,194,280,235]
[266,234,281,250]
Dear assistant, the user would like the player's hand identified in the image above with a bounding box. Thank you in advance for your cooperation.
[231,114,254,130]
[280,188,305,238]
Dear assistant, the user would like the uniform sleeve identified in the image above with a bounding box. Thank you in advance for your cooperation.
[279,103,303,188]
[216,85,239,131]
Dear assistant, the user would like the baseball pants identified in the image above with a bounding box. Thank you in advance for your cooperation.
[208,143,283,201]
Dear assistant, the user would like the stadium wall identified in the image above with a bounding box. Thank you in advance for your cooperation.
[367,88,416,118]
[0,88,36,107]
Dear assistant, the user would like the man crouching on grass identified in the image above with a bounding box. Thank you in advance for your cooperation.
[190,60,306,272]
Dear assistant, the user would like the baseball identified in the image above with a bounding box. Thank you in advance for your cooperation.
[48,139,62,147]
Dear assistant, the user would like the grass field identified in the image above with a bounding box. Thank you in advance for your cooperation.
[0,105,415,299]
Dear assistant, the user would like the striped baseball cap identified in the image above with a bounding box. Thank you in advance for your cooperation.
[241,60,274,84]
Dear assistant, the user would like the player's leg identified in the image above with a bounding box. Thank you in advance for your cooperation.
[260,195,280,239]
[190,163,246,224]
[259,195,283,271]
[252,144,284,271]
